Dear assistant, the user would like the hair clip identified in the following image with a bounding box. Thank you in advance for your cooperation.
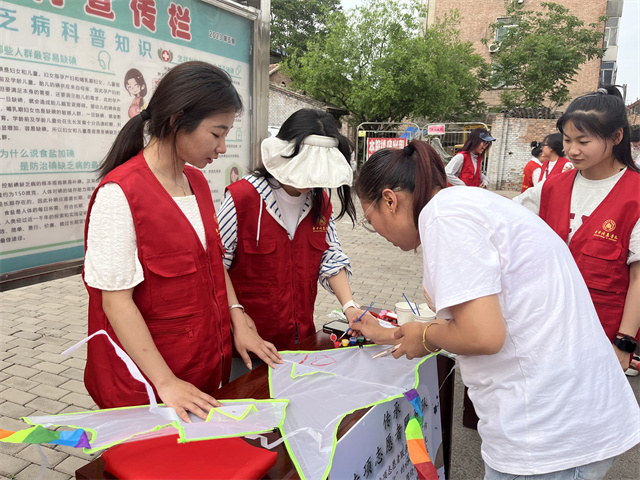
[596,87,608,95]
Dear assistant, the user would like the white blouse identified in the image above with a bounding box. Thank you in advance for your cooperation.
[84,183,207,291]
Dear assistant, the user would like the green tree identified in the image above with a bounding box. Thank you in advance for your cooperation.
[283,0,486,125]
[270,0,342,58]
[486,1,605,110]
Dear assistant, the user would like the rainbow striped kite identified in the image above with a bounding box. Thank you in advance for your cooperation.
[0,426,90,448]
[405,416,439,480]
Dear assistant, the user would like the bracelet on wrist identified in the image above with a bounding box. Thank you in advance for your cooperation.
[422,323,442,354]
[341,300,360,314]
[229,304,245,314]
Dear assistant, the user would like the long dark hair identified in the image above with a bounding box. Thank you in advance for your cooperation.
[99,61,243,179]
[530,140,543,158]
[556,85,638,172]
[253,108,356,225]
[542,132,564,158]
[355,140,447,229]
[460,127,492,154]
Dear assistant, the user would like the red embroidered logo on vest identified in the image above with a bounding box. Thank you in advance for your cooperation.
[602,219,616,232]
[594,219,619,242]
[593,219,618,242]
[312,215,328,233]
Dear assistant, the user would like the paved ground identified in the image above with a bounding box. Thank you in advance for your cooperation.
[1,190,638,480]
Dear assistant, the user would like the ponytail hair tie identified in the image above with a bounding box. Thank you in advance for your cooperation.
[403,145,414,156]
[596,87,608,95]
[139,110,150,121]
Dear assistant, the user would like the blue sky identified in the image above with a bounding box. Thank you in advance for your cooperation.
[617,0,639,103]
[340,0,640,104]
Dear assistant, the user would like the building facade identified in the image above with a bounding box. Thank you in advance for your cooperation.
[425,0,622,107]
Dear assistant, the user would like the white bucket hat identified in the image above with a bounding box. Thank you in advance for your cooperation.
[261,134,353,189]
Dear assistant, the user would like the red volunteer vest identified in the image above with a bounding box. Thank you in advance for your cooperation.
[226,180,331,350]
[539,169,640,340]
[83,151,232,408]
[457,151,482,187]
[538,157,570,183]
[521,159,540,193]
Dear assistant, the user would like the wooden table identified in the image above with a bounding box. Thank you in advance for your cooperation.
[76,330,456,479]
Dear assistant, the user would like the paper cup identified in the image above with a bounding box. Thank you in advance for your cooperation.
[395,302,415,325]
[414,303,436,322]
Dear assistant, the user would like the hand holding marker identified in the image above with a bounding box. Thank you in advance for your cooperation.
[339,302,375,340]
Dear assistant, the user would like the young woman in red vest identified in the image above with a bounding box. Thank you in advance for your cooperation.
[444,127,495,187]
[520,140,543,192]
[218,109,373,378]
[83,62,282,421]
[531,132,572,185]
[514,86,640,375]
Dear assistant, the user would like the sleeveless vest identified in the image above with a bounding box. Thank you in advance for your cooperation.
[83,151,232,408]
[521,159,540,192]
[458,151,482,187]
[226,179,331,350]
[539,169,640,340]
[538,157,570,183]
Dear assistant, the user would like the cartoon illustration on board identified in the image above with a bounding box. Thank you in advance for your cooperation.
[229,166,240,185]
[124,68,147,118]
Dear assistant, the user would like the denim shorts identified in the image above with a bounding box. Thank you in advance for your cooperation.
[484,457,616,480]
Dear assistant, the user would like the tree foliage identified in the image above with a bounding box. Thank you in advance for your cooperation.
[282,0,487,125]
[486,1,605,110]
[270,0,342,58]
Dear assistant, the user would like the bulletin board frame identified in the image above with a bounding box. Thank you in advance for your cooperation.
[0,0,270,291]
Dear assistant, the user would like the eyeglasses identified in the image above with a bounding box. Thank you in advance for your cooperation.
[357,199,378,233]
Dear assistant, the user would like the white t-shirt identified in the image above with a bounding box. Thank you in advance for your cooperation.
[513,168,640,264]
[531,160,557,186]
[419,187,640,474]
[272,186,309,238]
[445,152,488,187]
[84,183,207,291]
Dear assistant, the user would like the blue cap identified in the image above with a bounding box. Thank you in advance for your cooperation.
[479,132,496,142]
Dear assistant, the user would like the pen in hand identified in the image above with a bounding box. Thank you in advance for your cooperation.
[372,344,400,359]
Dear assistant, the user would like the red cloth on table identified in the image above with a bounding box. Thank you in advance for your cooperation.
[102,434,277,479]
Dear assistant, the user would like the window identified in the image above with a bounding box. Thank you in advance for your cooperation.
[599,61,616,86]
[603,17,619,48]
[495,17,517,43]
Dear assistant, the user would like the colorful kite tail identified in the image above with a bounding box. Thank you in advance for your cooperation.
[0,426,90,448]
[405,417,439,480]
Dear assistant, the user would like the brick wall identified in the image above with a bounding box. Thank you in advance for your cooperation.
[427,0,607,106]
[268,83,351,138]
[268,83,329,126]
[486,113,558,190]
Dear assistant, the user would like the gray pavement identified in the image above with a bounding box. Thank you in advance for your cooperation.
[1,190,639,480]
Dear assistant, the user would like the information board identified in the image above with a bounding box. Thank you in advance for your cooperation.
[0,0,257,282]
[332,357,444,480]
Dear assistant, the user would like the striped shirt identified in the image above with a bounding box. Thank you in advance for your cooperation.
[218,175,352,293]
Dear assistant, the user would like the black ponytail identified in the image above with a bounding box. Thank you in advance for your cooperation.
[98,114,147,179]
[530,140,542,158]
[355,140,446,228]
